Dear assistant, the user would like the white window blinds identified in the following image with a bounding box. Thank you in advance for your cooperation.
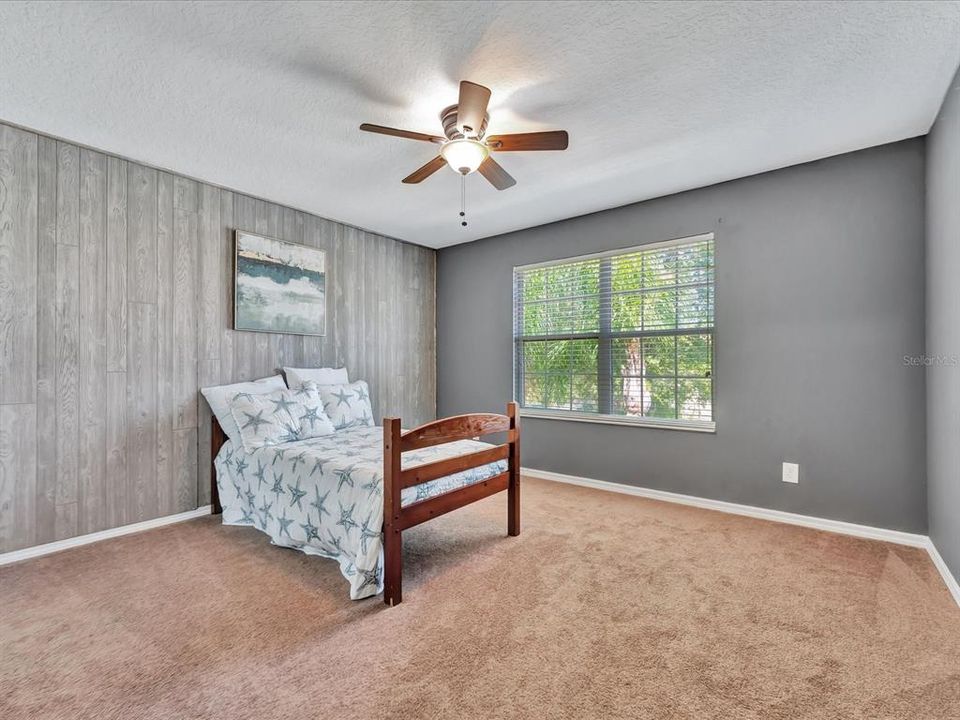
[512,234,715,430]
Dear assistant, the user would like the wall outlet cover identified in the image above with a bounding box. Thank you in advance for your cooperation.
[783,462,800,484]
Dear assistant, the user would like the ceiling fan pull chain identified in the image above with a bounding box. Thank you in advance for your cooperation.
[460,174,467,227]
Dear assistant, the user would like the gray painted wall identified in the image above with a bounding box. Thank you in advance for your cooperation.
[438,139,927,532]
[926,65,960,579]
[0,120,436,553]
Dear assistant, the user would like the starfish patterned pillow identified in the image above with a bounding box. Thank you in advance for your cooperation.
[291,381,338,440]
[318,380,375,431]
[201,375,286,443]
[229,381,335,451]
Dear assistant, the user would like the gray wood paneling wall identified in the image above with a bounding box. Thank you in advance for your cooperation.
[0,121,436,553]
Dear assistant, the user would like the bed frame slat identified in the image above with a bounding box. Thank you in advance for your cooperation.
[400,443,509,489]
[399,472,510,530]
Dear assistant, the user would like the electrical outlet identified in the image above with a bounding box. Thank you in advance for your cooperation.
[782,462,799,484]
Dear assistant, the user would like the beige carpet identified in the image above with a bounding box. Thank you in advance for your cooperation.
[2,477,959,720]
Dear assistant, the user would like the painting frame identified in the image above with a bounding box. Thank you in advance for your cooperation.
[233,229,328,337]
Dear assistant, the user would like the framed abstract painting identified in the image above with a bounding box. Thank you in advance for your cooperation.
[234,230,327,336]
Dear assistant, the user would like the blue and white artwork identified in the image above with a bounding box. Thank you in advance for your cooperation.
[234,231,326,336]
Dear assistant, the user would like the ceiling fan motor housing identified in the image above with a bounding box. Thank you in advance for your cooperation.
[440,104,489,140]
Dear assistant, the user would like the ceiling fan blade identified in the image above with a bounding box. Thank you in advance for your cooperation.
[486,130,569,151]
[360,123,444,144]
[478,156,516,191]
[457,81,491,137]
[402,156,448,184]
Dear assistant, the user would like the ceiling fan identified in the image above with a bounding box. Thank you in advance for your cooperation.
[359,80,569,194]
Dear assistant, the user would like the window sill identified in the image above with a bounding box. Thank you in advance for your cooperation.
[518,408,716,433]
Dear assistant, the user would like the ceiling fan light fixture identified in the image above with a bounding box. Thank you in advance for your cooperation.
[440,139,488,175]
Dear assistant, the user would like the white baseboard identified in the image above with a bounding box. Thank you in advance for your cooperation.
[925,540,960,608]
[0,505,213,567]
[523,467,928,547]
[523,467,960,607]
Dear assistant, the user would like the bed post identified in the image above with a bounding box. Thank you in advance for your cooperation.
[383,417,403,606]
[211,416,225,515]
[507,401,520,536]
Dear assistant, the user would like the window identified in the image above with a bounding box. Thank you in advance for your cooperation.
[512,233,715,431]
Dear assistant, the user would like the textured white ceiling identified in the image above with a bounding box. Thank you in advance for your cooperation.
[1,1,958,248]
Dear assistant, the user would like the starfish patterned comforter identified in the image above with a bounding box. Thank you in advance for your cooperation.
[214,425,507,599]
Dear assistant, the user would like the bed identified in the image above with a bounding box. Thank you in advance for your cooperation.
[211,403,520,605]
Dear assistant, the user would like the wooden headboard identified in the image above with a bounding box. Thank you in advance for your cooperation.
[210,414,227,515]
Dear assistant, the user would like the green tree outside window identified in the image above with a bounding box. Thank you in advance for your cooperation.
[513,237,714,424]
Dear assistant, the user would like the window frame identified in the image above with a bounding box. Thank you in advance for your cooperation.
[512,232,716,433]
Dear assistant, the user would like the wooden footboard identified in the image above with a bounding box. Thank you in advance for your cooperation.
[382,402,520,606]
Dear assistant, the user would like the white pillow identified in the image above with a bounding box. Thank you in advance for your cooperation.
[201,375,286,443]
[284,366,349,389]
[229,381,335,451]
[319,380,375,431]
